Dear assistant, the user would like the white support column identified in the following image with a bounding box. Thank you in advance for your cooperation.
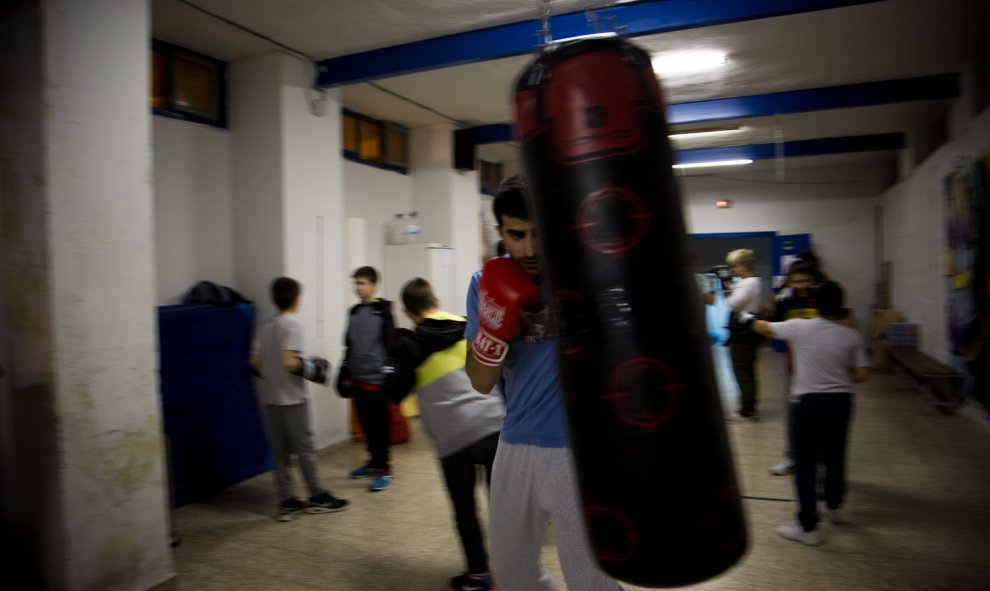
[231,53,348,448]
[279,56,348,448]
[1,0,173,589]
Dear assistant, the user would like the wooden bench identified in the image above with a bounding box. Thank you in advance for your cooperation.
[884,345,964,413]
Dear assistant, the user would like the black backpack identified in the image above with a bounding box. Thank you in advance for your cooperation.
[182,281,251,307]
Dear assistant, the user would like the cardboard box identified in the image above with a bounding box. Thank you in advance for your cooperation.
[884,323,919,349]
[870,309,904,371]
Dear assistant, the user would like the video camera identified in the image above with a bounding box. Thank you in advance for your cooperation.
[709,265,734,292]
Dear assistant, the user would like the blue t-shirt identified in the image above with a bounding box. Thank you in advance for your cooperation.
[466,269,570,448]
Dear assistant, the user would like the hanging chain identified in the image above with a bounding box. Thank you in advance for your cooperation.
[603,0,625,35]
[774,113,786,181]
[589,0,625,35]
[541,0,626,46]
[585,2,603,33]
[538,0,553,46]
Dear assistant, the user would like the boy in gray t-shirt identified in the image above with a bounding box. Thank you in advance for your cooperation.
[250,277,348,521]
[746,281,870,547]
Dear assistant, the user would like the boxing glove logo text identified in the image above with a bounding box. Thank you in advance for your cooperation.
[473,328,509,366]
[478,289,506,331]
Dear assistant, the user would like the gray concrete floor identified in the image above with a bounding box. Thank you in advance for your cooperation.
[170,349,990,590]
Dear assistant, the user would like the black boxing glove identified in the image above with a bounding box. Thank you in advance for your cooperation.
[738,311,758,329]
[294,355,330,385]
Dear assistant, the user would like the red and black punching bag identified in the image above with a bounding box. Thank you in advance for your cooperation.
[514,37,747,587]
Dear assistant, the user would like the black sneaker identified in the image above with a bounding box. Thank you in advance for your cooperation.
[306,492,349,513]
[450,573,492,591]
[277,497,305,522]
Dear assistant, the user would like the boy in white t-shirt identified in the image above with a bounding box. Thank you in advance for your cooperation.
[745,281,870,546]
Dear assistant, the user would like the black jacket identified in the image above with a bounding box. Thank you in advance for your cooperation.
[378,315,467,403]
[335,299,395,398]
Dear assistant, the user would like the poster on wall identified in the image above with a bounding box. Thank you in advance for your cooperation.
[943,155,989,410]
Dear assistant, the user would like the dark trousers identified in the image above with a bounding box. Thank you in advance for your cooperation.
[353,384,390,471]
[440,432,500,574]
[729,341,760,416]
[792,392,853,532]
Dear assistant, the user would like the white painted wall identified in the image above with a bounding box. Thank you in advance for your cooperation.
[409,124,483,314]
[682,163,892,332]
[451,170,482,316]
[153,116,234,304]
[342,159,413,277]
[881,105,990,363]
[231,52,285,315]
[411,125,456,245]
[153,51,356,455]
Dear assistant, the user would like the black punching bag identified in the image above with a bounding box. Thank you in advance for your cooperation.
[514,37,747,587]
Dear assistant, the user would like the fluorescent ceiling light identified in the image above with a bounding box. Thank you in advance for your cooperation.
[652,50,727,75]
[552,31,618,44]
[669,125,745,140]
[672,159,753,169]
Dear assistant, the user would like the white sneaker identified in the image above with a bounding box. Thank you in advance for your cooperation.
[776,524,823,546]
[727,412,758,423]
[825,508,850,524]
[816,501,851,524]
[769,460,795,476]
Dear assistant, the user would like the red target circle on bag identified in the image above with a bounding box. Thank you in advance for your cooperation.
[585,505,640,563]
[697,485,746,550]
[604,357,681,429]
[573,187,651,255]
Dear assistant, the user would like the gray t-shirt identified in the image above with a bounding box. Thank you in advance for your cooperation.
[770,317,870,400]
[251,313,307,405]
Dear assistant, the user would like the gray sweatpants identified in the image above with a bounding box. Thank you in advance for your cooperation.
[489,441,624,591]
[263,402,323,501]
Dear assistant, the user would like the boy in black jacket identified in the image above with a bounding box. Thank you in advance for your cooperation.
[337,266,398,492]
[389,278,504,591]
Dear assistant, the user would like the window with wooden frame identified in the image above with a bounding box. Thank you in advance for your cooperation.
[151,49,166,109]
[151,39,227,129]
[358,119,384,162]
[384,124,408,167]
[342,113,359,155]
[342,109,409,174]
[172,51,218,119]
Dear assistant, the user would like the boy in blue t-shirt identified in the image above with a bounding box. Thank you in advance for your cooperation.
[465,176,623,591]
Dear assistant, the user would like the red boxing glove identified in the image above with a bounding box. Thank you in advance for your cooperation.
[472,257,539,366]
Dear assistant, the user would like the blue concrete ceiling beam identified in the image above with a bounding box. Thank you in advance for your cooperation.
[317,0,883,87]
[467,74,958,144]
[673,132,905,165]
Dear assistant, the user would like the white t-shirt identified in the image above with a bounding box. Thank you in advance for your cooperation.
[251,313,307,405]
[726,276,762,314]
[769,317,870,400]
